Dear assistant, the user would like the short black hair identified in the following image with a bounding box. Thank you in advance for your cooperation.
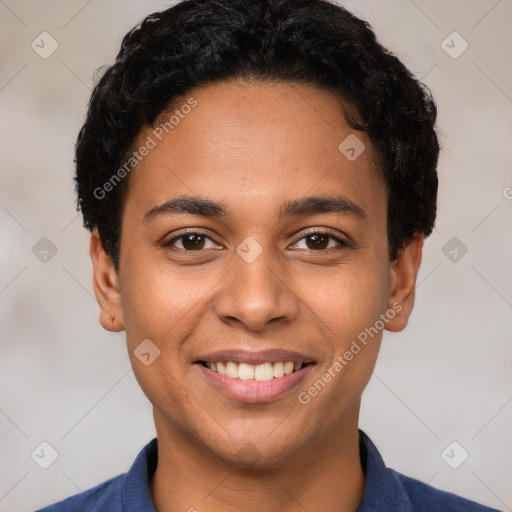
[75,0,439,270]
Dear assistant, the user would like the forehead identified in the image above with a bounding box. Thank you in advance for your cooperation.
[123,79,385,225]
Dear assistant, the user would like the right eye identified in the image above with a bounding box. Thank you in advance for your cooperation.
[163,231,222,251]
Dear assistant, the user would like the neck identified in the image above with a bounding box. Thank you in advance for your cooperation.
[149,407,365,512]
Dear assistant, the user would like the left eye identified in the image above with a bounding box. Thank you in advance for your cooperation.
[291,231,348,251]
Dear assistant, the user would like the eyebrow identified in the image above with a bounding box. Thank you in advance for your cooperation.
[143,194,368,224]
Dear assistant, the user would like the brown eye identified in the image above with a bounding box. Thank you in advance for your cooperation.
[305,233,330,250]
[164,232,219,251]
[290,230,350,251]
[180,233,206,250]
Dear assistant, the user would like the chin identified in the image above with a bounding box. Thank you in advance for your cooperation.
[207,434,305,470]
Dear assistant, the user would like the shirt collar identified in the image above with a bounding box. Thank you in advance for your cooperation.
[121,437,158,511]
[357,429,414,512]
[120,430,413,511]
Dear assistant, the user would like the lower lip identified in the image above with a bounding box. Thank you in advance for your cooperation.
[196,363,314,403]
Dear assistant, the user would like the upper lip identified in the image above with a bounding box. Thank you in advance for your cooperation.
[195,349,316,365]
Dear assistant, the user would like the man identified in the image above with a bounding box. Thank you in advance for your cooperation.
[36,0,499,510]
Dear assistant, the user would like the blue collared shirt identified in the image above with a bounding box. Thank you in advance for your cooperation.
[35,430,500,511]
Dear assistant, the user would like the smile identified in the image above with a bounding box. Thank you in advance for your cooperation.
[199,361,313,381]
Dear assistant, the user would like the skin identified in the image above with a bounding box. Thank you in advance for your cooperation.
[90,79,423,512]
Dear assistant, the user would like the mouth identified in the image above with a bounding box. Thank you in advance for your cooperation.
[194,349,317,403]
[197,360,315,381]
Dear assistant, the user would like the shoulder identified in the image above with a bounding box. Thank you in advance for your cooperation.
[391,469,502,512]
[34,473,125,512]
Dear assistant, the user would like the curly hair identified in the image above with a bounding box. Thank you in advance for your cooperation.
[75,0,439,270]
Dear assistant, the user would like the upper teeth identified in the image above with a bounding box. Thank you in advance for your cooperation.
[206,361,303,380]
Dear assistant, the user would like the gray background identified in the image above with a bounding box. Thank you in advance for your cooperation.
[1,0,511,510]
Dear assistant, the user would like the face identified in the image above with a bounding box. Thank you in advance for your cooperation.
[91,79,422,467]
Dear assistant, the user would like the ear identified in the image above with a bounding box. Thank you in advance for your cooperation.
[90,228,125,332]
[385,233,424,332]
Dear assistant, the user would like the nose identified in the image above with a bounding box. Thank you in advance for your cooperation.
[213,246,300,332]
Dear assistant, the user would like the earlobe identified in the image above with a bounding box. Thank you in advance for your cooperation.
[385,234,424,333]
[89,228,125,332]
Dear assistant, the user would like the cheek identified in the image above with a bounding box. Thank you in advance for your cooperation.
[298,253,389,407]
[120,258,204,347]
[332,259,389,378]
[306,255,390,349]
[119,263,201,420]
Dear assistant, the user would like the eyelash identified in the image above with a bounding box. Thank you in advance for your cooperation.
[163,228,350,253]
